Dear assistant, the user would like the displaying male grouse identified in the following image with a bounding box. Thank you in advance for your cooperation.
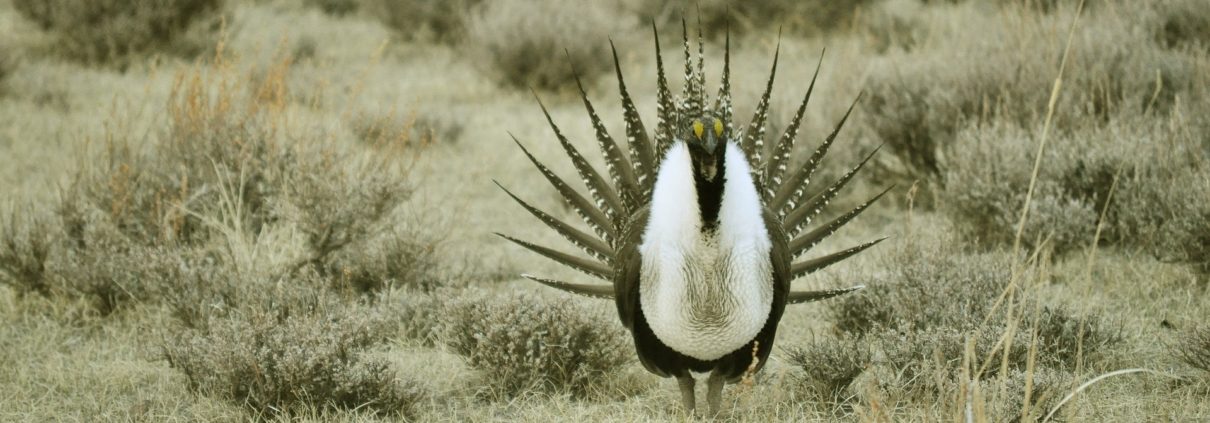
[496,23,889,413]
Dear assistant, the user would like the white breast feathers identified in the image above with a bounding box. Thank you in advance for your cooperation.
[639,141,774,361]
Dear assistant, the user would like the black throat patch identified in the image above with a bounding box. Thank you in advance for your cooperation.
[694,152,726,232]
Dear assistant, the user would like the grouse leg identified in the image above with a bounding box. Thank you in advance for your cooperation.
[706,371,726,415]
[677,375,696,412]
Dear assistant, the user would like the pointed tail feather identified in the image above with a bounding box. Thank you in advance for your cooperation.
[790,238,886,279]
[569,58,639,214]
[533,94,626,223]
[510,135,617,244]
[764,50,824,200]
[788,186,893,258]
[496,233,613,280]
[679,18,696,114]
[522,274,614,299]
[493,180,614,264]
[610,40,657,199]
[712,24,733,135]
[770,93,862,216]
[741,32,781,177]
[783,146,882,237]
[787,285,864,305]
[652,22,676,162]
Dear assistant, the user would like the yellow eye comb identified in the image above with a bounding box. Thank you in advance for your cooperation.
[692,121,704,139]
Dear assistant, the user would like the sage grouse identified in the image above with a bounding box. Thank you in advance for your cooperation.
[496,23,888,413]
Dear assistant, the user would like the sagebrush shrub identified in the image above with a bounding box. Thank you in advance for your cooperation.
[303,0,359,16]
[466,0,636,91]
[625,0,875,38]
[943,108,1210,261]
[163,280,425,418]
[12,0,225,66]
[0,42,17,94]
[1156,0,1210,50]
[783,335,872,401]
[804,235,1120,406]
[363,0,483,43]
[861,0,1202,179]
[443,291,631,398]
[2,56,441,317]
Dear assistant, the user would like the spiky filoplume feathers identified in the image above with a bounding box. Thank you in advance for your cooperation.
[496,22,888,412]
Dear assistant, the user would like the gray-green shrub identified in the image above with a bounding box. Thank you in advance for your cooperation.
[943,109,1210,262]
[362,0,483,43]
[861,0,1203,179]
[163,276,425,418]
[11,0,225,66]
[443,291,632,398]
[466,0,636,91]
[793,235,1120,408]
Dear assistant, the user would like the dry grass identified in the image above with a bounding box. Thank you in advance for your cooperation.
[2,0,1210,421]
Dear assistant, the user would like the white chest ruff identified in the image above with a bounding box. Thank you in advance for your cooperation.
[639,142,774,361]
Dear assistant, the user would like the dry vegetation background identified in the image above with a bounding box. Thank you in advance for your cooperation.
[0,0,1208,421]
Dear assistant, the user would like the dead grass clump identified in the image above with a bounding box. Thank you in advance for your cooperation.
[363,0,484,43]
[1176,325,1210,378]
[861,1,1203,179]
[0,209,53,296]
[443,291,631,399]
[347,109,463,148]
[11,0,225,66]
[162,275,425,418]
[466,0,636,91]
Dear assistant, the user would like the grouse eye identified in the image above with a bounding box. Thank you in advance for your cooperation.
[713,119,723,137]
[692,120,704,139]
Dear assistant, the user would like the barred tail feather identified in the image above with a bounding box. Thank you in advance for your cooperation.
[522,274,614,299]
[610,40,657,200]
[783,146,882,237]
[771,93,862,217]
[712,25,733,135]
[787,186,893,258]
[495,233,613,280]
[764,51,823,201]
[742,33,780,178]
[570,60,639,214]
[790,238,887,279]
[493,180,614,263]
[510,135,617,244]
[788,285,865,305]
[652,22,676,162]
[533,94,626,223]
